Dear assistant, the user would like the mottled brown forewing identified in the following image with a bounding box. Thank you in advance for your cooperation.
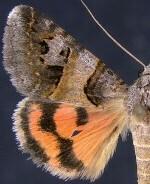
[3,5,127,106]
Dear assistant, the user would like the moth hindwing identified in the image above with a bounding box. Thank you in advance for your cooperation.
[3,5,130,182]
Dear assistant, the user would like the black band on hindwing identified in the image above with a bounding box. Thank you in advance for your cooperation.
[19,101,49,163]
[75,107,88,126]
[39,101,84,170]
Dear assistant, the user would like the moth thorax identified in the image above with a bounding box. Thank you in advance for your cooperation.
[127,66,150,184]
[127,65,150,124]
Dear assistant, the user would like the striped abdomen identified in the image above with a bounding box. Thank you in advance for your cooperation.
[131,123,150,184]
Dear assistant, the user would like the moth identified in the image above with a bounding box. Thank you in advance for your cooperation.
[3,4,150,184]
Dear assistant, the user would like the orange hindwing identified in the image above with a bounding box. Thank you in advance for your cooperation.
[13,98,127,181]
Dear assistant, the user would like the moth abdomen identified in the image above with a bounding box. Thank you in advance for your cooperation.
[132,124,150,184]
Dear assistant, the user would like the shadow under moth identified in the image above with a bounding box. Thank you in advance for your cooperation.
[3,4,150,184]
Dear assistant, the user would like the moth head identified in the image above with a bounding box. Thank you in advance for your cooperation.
[137,64,150,109]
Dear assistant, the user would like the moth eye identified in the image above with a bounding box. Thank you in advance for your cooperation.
[39,40,49,54]
[59,47,71,61]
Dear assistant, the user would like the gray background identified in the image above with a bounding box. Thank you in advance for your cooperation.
[0,0,150,184]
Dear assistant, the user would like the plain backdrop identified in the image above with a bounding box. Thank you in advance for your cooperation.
[0,0,150,184]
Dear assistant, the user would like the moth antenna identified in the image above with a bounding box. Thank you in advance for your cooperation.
[80,0,146,69]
